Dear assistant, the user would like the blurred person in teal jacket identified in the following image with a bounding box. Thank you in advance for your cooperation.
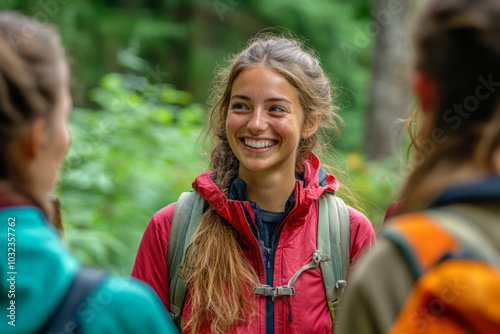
[0,11,178,334]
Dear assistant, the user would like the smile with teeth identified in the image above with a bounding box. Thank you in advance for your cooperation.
[242,138,278,149]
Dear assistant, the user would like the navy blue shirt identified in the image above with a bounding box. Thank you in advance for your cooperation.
[228,178,295,260]
[432,176,500,207]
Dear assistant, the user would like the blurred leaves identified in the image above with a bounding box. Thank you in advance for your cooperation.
[59,72,206,273]
[344,152,406,231]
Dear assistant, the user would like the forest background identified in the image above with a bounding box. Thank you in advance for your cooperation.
[2,0,416,273]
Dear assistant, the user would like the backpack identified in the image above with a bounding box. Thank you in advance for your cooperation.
[166,189,351,330]
[384,208,500,334]
[38,267,108,334]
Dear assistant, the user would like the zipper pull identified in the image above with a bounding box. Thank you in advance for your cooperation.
[265,248,271,268]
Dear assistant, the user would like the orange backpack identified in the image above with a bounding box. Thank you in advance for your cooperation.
[384,209,500,334]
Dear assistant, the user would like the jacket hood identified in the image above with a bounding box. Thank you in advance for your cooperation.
[192,153,339,240]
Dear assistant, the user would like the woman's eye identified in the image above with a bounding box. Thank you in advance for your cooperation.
[231,103,248,110]
[270,106,286,113]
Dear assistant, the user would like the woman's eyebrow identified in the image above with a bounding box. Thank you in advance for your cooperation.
[230,94,291,105]
[265,97,291,104]
[230,94,251,101]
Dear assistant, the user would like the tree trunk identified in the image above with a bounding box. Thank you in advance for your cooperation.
[364,0,412,159]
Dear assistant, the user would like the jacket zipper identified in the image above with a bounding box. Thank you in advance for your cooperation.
[243,203,282,334]
[241,202,271,334]
[265,182,301,332]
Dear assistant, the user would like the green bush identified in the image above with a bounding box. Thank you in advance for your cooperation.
[341,152,405,232]
[59,73,206,274]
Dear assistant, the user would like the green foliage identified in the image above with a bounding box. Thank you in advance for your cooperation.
[341,152,406,232]
[59,73,206,273]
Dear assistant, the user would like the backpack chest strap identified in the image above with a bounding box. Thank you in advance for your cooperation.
[254,250,328,300]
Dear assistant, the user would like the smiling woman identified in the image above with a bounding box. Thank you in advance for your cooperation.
[226,65,316,210]
[132,33,376,334]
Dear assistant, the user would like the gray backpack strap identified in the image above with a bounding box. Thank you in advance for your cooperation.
[334,195,351,281]
[317,193,350,325]
[426,208,500,263]
[167,189,204,328]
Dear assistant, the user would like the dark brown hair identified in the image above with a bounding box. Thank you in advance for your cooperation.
[399,0,500,212]
[181,33,344,333]
[0,12,67,228]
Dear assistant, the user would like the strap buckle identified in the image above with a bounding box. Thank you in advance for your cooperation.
[312,250,328,264]
[254,250,328,301]
[275,286,295,297]
[254,285,296,300]
[254,284,273,296]
[169,304,183,329]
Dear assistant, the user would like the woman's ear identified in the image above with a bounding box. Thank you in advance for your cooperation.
[301,111,321,139]
[25,117,48,159]
[412,71,440,113]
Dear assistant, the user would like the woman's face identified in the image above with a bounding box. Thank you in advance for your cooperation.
[226,65,312,179]
[38,64,72,196]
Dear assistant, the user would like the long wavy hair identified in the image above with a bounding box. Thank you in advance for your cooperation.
[398,0,500,213]
[0,12,66,230]
[181,33,345,333]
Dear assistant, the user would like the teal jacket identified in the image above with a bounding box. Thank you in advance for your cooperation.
[0,205,179,334]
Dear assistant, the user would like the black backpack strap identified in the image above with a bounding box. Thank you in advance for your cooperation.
[38,267,108,334]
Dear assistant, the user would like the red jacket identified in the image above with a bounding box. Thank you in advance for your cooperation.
[384,201,402,224]
[132,155,375,333]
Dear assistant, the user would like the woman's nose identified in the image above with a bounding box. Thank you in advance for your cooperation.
[247,108,267,134]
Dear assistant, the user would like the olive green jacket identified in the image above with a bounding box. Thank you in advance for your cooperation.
[337,201,500,334]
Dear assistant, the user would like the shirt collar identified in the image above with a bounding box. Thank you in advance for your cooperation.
[228,177,296,213]
[432,176,500,207]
